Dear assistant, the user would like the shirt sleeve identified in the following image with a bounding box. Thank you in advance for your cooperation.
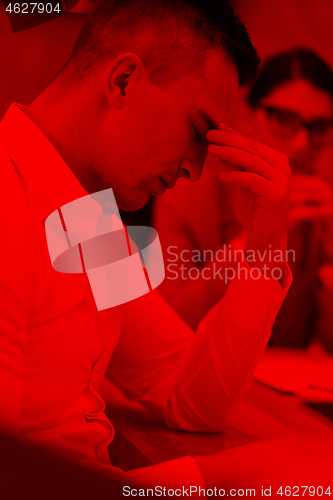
[106,258,292,432]
[0,152,38,433]
[82,455,205,491]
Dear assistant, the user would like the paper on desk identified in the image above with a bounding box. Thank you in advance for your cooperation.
[254,344,333,402]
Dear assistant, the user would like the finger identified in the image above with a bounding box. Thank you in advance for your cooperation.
[208,144,279,181]
[218,170,271,197]
[207,124,290,173]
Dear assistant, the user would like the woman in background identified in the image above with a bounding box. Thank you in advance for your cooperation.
[153,48,333,350]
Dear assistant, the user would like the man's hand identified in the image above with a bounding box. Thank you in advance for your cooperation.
[207,124,291,279]
[289,174,333,227]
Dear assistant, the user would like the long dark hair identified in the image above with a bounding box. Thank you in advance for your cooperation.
[248,48,333,107]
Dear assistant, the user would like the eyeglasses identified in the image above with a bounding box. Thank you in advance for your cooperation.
[258,105,333,148]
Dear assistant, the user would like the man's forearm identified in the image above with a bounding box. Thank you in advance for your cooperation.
[161,243,240,330]
[139,260,291,433]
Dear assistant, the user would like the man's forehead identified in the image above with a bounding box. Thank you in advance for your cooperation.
[195,49,239,124]
[191,80,238,128]
[167,48,238,124]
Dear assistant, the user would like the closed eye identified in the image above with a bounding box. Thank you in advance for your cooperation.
[193,126,200,137]
[193,125,210,148]
[193,126,208,139]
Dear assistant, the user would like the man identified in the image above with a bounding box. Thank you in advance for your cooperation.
[152,49,333,342]
[0,0,296,490]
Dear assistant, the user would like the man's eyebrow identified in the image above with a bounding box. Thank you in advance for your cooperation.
[194,107,220,129]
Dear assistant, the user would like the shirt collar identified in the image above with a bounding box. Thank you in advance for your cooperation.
[0,103,88,221]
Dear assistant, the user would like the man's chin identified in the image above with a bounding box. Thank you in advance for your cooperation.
[117,192,151,212]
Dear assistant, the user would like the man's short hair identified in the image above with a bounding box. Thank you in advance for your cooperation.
[61,0,260,88]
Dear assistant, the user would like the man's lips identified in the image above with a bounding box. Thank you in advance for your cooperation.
[151,178,177,196]
[160,177,177,190]
[156,178,166,194]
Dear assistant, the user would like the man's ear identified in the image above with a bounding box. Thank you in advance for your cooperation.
[104,53,146,110]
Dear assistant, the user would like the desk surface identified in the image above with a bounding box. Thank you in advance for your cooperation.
[104,380,333,471]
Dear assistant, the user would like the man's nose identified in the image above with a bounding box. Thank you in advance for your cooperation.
[179,145,207,182]
[179,159,205,182]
